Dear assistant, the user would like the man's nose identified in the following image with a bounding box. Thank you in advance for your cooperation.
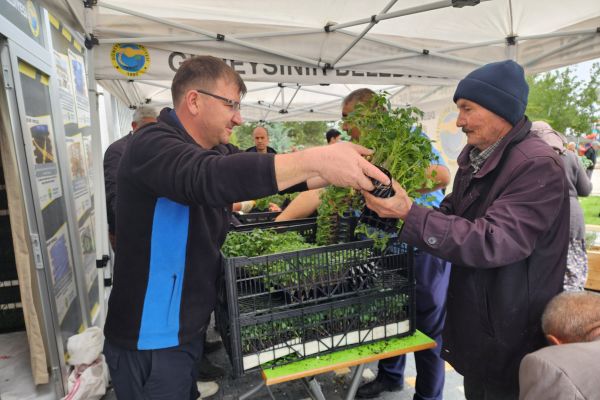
[232,111,242,126]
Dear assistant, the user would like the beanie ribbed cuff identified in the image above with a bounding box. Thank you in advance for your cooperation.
[453,78,525,125]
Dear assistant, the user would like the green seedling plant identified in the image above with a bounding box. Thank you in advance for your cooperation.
[342,93,438,249]
[253,193,299,212]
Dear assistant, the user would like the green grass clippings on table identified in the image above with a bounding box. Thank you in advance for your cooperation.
[262,330,434,381]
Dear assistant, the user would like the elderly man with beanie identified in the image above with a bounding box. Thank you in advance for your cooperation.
[363,60,569,399]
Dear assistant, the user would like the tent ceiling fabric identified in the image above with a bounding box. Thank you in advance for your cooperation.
[43,0,600,121]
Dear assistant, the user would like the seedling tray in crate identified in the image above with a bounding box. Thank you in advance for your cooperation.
[218,286,414,376]
[232,211,281,225]
[216,224,414,376]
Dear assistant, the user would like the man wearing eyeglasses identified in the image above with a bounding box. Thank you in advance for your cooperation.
[102,55,388,400]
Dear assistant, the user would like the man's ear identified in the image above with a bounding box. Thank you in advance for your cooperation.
[131,122,138,131]
[182,90,200,116]
[546,334,562,345]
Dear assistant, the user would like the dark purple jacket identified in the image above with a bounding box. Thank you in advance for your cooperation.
[400,118,569,390]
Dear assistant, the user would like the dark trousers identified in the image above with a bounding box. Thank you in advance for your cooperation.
[463,376,519,400]
[104,336,204,400]
[378,250,451,400]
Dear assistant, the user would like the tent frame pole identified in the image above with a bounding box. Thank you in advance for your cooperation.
[327,0,482,32]
[284,86,301,112]
[329,0,399,66]
[98,29,325,44]
[97,1,322,67]
[523,34,596,68]
[280,84,347,98]
[336,31,484,69]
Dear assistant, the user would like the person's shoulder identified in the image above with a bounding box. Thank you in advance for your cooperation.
[104,133,131,157]
[515,133,562,161]
[529,341,600,362]
[267,146,277,154]
[246,146,257,152]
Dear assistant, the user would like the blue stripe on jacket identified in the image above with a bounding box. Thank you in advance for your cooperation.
[138,197,189,349]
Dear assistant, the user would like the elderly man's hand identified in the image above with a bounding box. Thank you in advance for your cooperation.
[362,180,413,220]
[315,142,390,191]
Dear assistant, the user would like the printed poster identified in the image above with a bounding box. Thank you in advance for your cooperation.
[79,217,97,291]
[81,134,94,196]
[53,50,77,125]
[26,115,62,209]
[46,224,77,323]
[65,133,92,219]
[68,49,91,128]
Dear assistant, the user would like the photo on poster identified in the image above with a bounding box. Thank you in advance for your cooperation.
[68,49,91,128]
[79,217,97,291]
[46,224,77,323]
[53,50,77,125]
[26,115,62,209]
[81,134,94,195]
[65,133,92,220]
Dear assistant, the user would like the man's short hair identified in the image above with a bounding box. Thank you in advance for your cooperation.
[132,106,158,125]
[326,129,341,143]
[171,56,247,106]
[343,88,375,107]
[253,126,268,137]
[542,291,600,343]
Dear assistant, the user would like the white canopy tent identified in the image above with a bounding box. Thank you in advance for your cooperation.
[42,0,600,121]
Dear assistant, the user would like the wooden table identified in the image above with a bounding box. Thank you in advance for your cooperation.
[239,330,435,400]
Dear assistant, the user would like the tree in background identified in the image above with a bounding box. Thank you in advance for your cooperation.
[232,121,328,152]
[282,121,328,148]
[526,62,599,135]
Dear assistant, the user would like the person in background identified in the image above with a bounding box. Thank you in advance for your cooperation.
[531,121,592,291]
[519,291,600,400]
[103,55,388,400]
[343,89,452,400]
[275,128,345,221]
[584,140,599,178]
[567,141,576,152]
[246,126,277,154]
[103,105,158,250]
[363,60,569,399]
[326,128,342,144]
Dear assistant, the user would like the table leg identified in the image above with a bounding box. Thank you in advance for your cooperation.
[344,363,366,400]
[239,381,266,400]
[301,377,327,400]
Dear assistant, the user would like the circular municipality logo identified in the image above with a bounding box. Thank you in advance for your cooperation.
[437,106,466,160]
[26,0,40,38]
[111,44,151,77]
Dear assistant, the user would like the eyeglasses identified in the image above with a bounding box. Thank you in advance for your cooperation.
[196,89,241,112]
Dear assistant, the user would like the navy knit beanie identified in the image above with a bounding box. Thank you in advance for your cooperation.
[453,60,529,126]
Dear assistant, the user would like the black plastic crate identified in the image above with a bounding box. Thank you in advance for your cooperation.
[230,218,317,243]
[229,239,412,311]
[218,287,414,376]
[216,223,414,376]
[232,211,281,225]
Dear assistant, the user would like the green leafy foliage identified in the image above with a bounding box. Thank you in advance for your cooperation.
[241,292,409,355]
[253,193,299,211]
[526,63,600,135]
[315,187,362,246]
[347,94,437,198]
[222,228,315,258]
[232,121,328,152]
[316,93,437,248]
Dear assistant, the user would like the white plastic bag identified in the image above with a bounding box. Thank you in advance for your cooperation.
[62,355,108,400]
[61,327,108,400]
[67,326,104,366]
